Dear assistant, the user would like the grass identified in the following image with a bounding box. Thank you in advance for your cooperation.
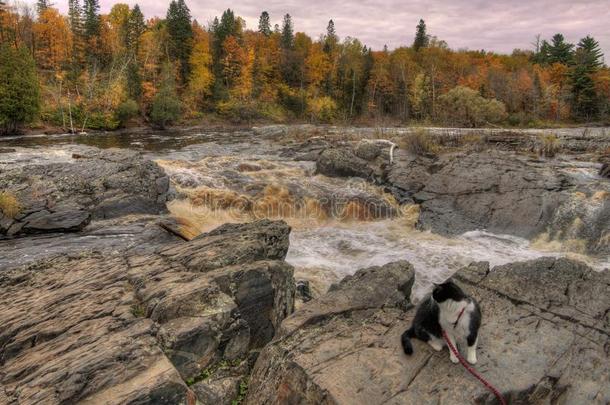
[537,133,561,158]
[0,191,21,218]
[398,128,440,156]
[232,379,249,405]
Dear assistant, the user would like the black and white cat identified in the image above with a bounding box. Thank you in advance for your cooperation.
[401,280,481,364]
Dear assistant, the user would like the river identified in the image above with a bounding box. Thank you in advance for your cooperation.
[1,126,608,300]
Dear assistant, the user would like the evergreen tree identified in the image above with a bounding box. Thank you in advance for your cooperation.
[166,0,193,84]
[281,14,294,49]
[36,0,53,16]
[0,45,41,134]
[413,19,429,51]
[323,19,337,53]
[547,34,573,64]
[151,63,182,128]
[68,0,83,34]
[82,0,100,40]
[258,11,271,37]
[125,4,145,52]
[570,36,603,120]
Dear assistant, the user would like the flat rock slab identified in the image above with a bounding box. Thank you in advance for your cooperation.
[0,147,170,238]
[0,220,295,405]
[246,257,609,405]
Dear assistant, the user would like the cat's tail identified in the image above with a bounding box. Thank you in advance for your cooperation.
[401,327,416,355]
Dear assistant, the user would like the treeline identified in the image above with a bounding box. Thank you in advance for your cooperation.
[0,0,608,134]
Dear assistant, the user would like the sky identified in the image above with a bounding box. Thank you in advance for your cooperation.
[48,0,610,58]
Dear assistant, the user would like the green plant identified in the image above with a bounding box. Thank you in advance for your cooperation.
[115,99,139,126]
[232,379,248,405]
[0,44,41,134]
[307,96,337,123]
[438,86,507,128]
[130,304,146,318]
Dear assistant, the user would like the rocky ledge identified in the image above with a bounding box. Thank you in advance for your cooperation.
[316,145,610,255]
[0,148,170,238]
[0,219,294,404]
[246,257,609,404]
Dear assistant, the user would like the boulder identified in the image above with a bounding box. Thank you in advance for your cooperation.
[0,219,295,405]
[0,147,170,238]
[246,257,609,405]
[316,148,372,179]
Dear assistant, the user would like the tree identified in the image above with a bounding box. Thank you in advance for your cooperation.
[571,36,604,120]
[280,14,293,50]
[82,0,100,40]
[0,44,40,134]
[125,5,145,51]
[33,8,72,71]
[258,11,271,37]
[150,63,181,128]
[36,0,53,16]
[438,85,507,127]
[166,0,193,84]
[413,19,429,51]
[547,34,573,65]
[323,19,338,54]
[188,22,214,108]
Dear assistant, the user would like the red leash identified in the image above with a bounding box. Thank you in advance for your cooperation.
[442,330,507,405]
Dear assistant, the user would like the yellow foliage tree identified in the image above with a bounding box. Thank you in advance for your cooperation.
[33,8,72,72]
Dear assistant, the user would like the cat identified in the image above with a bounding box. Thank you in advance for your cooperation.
[401,280,481,364]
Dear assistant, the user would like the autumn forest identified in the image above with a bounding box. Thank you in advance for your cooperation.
[0,0,608,134]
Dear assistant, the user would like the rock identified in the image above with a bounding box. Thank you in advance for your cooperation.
[21,208,91,233]
[599,155,610,178]
[0,148,16,153]
[191,376,241,405]
[246,257,609,405]
[0,147,169,238]
[316,148,372,179]
[0,219,295,405]
[354,141,382,161]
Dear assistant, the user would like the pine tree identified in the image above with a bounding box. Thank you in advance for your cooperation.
[258,11,271,37]
[36,0,53,17]
[323,19,337,54]
[125,4,145,52]
[166,0,193,84]
[82,0,100,40]
[413,19,429,51]
[570,35,603,120]
[547,34,573,64]
[281,14,293,50]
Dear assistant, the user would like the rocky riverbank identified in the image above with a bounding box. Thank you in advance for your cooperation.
[1,134,608,404]
[315,144,609,256]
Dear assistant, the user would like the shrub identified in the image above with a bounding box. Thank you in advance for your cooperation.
[538,133,561,158]
[150,64,182,129]
[115,99,139,127]
[150,90,181,129]
[0,191,21,218]
[438,86,507,128]
[307,96,337,123]
[216,99,260,123]
[399,128,440,156]
[0,45,41,134]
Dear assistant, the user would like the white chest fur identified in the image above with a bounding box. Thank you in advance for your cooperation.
[438,299,474,341]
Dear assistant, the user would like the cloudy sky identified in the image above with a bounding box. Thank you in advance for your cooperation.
[50,0,610,58]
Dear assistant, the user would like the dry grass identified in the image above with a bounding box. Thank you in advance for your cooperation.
[538,133,561,158]
[0,191,21,218]
[398,128,440,156]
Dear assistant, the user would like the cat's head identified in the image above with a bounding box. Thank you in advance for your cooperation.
[432,281,466,303]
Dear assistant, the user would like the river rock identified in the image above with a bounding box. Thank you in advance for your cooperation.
[0,147,170,238]
[316,148,373,179]
[0,219,294,405]
[246,257,609,405]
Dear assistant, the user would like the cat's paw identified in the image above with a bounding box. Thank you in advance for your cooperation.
[467,354,477,365]
[449,354,459,364]
[428,340,443,352]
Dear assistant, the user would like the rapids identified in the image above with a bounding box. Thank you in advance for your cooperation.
[1,126,608,300]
